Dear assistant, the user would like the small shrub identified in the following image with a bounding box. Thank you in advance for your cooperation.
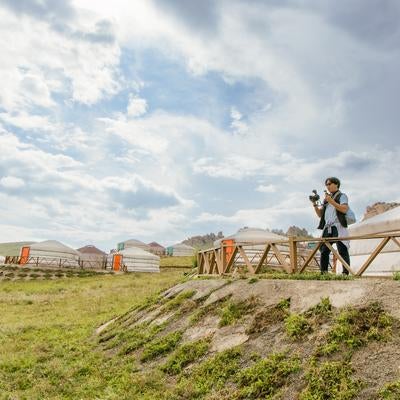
[219,296,258,327]
[163,290,195,311]
[248,277,258,284]
[161,338,210,375]
[379,380,400,399]
[393,272,400,281]
[319,302,393,355]
[174,347,242,399]
[285,313,311,339]
[300,361,362,400]
[236,352,301,399]
[141,330,182,362]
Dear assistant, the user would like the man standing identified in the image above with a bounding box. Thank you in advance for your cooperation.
[312,177,351,275]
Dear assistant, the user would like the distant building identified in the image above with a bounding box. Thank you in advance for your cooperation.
[77,245,107,269]
[166,243,195,257]
[147,242,165,256]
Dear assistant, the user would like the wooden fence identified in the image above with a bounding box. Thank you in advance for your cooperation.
[4,256,108,270]
[197,232,400,276]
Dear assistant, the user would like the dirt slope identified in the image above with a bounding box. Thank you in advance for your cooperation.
[97,278,400,399]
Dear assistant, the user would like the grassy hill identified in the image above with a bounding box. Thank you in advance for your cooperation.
[0,241,35,256]
[1,273,400,398]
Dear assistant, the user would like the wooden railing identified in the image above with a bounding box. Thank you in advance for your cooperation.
[197,232,400,276]
[4,256,108,270]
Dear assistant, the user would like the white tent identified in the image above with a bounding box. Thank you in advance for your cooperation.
[117,239,150,252]
[0,255,5,264]
[169,243,195,257]
[214,227,286,248]
[348,207,400,276]
[23,240,80,268]
[109,247,160,273]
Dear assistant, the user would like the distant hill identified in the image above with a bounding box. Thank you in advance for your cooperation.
[182,232,224,249]
[0,241,35,257]
[362,202,400,221]
[271,226,314,238]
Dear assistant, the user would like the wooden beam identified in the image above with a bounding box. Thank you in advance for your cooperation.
[299,242,322,273]
[356,236,391,276]
[270,243,291,273]
[255,244,271,273]
[214,249,223,275]
[224,246,238,274]
[238,246,255,274]
[324,242,356,276]
[390,236,400,250]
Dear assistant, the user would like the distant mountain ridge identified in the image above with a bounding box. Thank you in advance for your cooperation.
[362,202,400,221]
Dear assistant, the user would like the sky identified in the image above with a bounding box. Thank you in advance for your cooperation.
[0,0,399,252]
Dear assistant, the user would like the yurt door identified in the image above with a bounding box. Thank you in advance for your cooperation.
[20,246,30,265]
[112,254,122,271]
[223,239,235,264]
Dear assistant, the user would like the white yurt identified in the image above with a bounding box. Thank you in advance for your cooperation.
[348,207,400,276]
[0,255,5,264]
[169,243,195,257]
[213,227,287,248]
[117,239,150,252]
[109,247,160,273]
[21,240,80,268]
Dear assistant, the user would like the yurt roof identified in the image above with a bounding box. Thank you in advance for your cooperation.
[214,227,286,246]
[148,242,165,249]
[76,245,107,255]
[29,240,80,255]
[120,246,159,259]
[122,238,148,246]
[350,206,400,236]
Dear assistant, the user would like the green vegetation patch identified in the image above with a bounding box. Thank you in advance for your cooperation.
[219,296,259,327]
[285,313,312,339]
[393,272,400,281]
[300,361,362,400]
[236,352,301,399]
[318,302,392,356]
[141,330,183,362]
[259,272,354,281]
[174,347,242,399]
[247,298,290,334]
[163,290,196,311]
[161,338,210,375]
[379,380,400,399]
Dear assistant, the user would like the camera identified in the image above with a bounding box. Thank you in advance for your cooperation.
[309,189,320,203]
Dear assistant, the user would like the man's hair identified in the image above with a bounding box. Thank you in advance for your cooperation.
[325,176,341,188]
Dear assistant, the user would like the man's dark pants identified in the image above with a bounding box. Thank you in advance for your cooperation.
[320,226,350,274]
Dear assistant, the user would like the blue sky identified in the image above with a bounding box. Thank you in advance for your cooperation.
[0,0,400,252]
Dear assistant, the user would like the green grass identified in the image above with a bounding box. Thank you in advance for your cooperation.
[236,352,301,399]
[161,338,210,375]
[218,296,258,327]
[0,270,185,399]
[140,330,183,362]
[259,271,354,280]
[300,360,362,400]
[285,313,311,339]
[317,302,392,356]
[379,380,400,399]
[174,347,242,398]
[160,256,194,268]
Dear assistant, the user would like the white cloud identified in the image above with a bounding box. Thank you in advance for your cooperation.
[127,95,148,117]
[256,184,276,193]
[0,176,25,189]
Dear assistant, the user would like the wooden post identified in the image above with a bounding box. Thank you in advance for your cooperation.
[288,236,297,274]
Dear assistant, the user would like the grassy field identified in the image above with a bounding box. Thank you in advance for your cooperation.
[160,255,195,269]
[0,270,185,399]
